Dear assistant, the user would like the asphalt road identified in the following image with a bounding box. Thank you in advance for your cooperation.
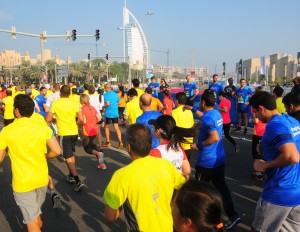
[0,124,264,232]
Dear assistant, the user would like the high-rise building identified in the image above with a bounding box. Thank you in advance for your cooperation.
[123,5,148,70]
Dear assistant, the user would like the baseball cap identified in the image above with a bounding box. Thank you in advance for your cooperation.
[25,88,32,95]
[148,115,176,137]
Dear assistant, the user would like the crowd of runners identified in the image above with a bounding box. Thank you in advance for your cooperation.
[0,74,300,232]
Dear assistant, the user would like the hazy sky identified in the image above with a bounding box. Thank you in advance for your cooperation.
[0,0,299,73]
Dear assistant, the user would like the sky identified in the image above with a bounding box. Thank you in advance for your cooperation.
[0,0,299,73]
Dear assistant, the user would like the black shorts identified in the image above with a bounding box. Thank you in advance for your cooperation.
[60,135,78,159]
[83,135,101,154]
[105,117,118,124]
[118,107,125,117]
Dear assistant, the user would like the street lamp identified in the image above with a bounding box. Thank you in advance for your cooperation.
[145,11,154,66]
[117,27,126,62]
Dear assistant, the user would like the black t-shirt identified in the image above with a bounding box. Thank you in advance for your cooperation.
[224,85,236,97]
[160,84,170,92]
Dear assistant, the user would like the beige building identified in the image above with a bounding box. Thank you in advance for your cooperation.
[0,49,70,67]
[236,53,297,83]
[0,50,22,67]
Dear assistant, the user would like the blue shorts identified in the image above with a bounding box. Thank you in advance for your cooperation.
[237,104,249,113]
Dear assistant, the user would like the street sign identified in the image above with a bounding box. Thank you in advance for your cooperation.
[56,65,68,77]
[146,65,153,79]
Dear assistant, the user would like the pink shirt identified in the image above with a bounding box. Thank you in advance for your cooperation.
[163,97,174,116]
[219,98,231,124]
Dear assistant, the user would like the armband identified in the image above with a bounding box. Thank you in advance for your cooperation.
[191,107,197,113]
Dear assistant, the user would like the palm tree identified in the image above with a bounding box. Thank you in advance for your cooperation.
[45,60,56,83]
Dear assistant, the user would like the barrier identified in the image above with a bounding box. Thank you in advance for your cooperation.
[158,92,253,127]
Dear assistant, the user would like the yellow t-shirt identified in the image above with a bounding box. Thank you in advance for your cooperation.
[172,105,194,150]
[135,88,144,98]
[46,89,53,99]
[118,92,128,108]
[276,97,286,114]
[50,98,80,136]
[0,117,53,192]
[30,112,47,126]
[12,91,25,98]
[70,94,80,104]
[104,156,186,232]
[150,97,163,111]
[3,96,14,119]
[31,89,40,99]
[124,97,142,124]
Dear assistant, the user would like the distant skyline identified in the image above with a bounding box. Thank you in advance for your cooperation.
[0,0,299,73]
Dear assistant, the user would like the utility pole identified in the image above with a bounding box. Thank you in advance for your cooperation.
[0,26,100,82]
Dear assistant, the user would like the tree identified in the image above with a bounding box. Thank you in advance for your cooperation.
[45,60,56,83]
[172,71,182,80]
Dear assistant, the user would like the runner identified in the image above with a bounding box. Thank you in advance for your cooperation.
[209,74,224,104]
[183,74,198,106]
[218,91,239,152]
[103,123,186,232]
[136,93,162,149]
[0,94,61,231]
[149,115,192,176]
[172,92,194,161]
[249,91,300,232]
[235,78,253,134]
[102,83,123,148]
[80,94,106,170]
[46,85,85,192]
[123,88,142,124]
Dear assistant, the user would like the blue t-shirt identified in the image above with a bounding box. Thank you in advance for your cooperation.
[183,82,197,98]
[209,82,224,103]
[148,82,159,98]
[261,114,300,206]
[104,91,120,118]
[236,86,253,105]
[136,111,162,149]
[35,94,47,117]
[196,110,225,168]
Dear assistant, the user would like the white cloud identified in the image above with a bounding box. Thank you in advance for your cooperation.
[0,11,14,20]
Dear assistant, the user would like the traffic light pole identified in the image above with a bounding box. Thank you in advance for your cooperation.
[0,26,98,68]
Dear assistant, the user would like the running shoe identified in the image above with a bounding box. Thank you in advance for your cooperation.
[235,144,240,153]
[97,163,107,169]
[74,181,85,192]
[103,142,111,148]
[118,142,124,149]
[234,127,241,132]
[51,193,61,209]
[244,127,248,134]
[252,172,263,181]
[66,176,76,183]
[224,214,242,230]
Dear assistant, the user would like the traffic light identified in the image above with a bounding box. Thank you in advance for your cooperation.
[106,54,108,60]
[223,62,226,68]
[71,29,77,41]
[95,29,100,41]
[88,54,90,60]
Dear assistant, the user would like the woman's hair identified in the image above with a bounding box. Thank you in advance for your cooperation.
[150,115,197,152]
[164,89,172,98]
[80,93,90,105]
[174,179,223,232]
[161,78,166,84]
[118,85,125,97]
[254,86,265,93]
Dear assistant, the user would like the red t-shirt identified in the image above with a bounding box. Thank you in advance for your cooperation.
[219,98,231,124]
[82,105,99,136]
[163,97,174,116]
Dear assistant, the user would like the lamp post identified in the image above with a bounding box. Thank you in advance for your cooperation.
[145,11,154,67]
